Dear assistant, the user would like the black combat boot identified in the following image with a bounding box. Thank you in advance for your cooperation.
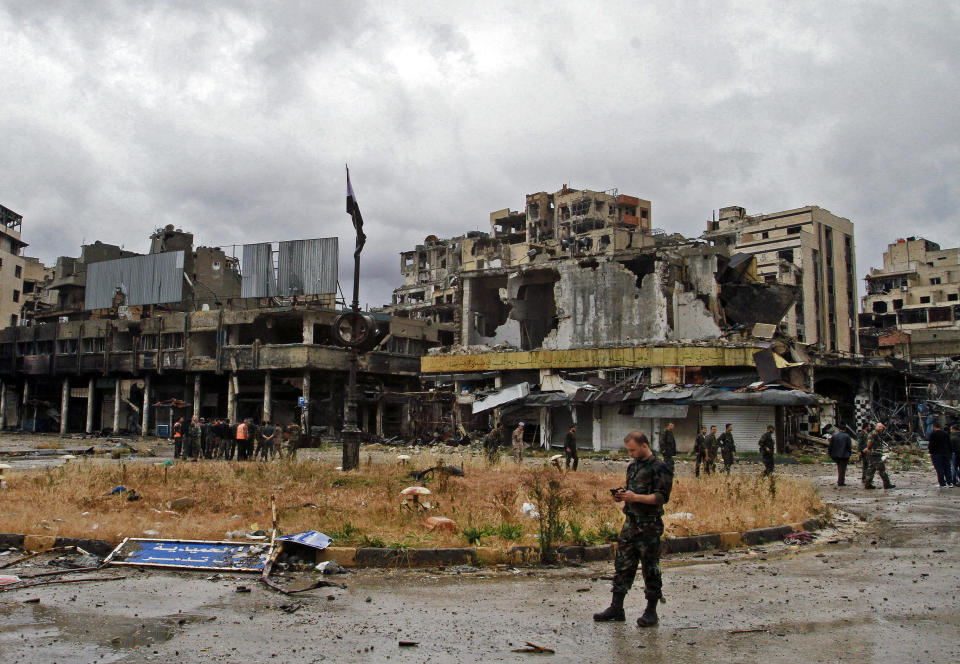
[593,592,626,622]
[636,599,659,627]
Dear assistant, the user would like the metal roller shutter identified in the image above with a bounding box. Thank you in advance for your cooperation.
[705,406,776,453]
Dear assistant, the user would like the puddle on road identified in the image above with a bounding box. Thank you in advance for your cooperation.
[0,600,207,654]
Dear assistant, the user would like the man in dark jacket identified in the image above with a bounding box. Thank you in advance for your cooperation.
[693,427,708,477]
[660,422,677,473]
[928,422,953,487]
[758,425,776,476]
[950,425,960,487]
[564,425,579,471]
[828,427,853,486]
[719,424,736,474]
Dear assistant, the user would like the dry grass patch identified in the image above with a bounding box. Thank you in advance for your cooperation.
[0,457,823,549]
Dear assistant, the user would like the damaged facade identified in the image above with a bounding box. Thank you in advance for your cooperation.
[387,185,822,453]
[859,236,960,364]
[703,205,858,353]
[0,226,438,441]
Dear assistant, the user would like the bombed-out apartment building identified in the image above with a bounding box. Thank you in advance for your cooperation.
[386,185,824,453]
[0,224,436,440]
[859,236,960,364]
[702,205,858,354]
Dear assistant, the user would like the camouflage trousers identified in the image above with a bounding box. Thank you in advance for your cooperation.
[513,442,523,464]
[864,455,892,488]
[721,452,734,474]
[612,518,664,600]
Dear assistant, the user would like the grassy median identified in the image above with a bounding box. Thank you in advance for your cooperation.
[1,454,824,549]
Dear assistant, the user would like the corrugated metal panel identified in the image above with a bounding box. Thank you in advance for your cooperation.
[240,243,276,298]
[277,238,338,296]
[241,238,337,298]
[708,406,776,453]
[85,251,185,310]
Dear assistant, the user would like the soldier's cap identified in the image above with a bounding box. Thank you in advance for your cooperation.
[518,422,524,427]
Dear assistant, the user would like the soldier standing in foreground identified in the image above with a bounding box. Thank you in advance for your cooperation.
[660,422,677,473]
[758,425,776,476]
[594,431,673,627]
[719,423,736,473]
[693,426,708,477]
[863,422,895,489]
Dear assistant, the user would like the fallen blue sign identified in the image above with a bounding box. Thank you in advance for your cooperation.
[104,538,269,572]
[276,531,332,550]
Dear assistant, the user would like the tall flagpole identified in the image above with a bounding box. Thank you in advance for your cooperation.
[341,165,363,471]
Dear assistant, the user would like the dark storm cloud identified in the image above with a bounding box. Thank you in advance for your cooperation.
[1,2,958,308]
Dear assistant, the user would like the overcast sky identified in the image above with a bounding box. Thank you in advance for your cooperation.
[1,1,957,309]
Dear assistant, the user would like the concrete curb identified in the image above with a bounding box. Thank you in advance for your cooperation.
[1,515,828,568]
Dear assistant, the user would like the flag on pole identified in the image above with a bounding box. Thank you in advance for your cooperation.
[346,165,366,257]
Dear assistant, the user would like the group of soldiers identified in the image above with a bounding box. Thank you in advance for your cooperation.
[172,416,302,461]
[671,422,777,477]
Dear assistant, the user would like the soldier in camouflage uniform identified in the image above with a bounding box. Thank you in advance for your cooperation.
[758,425,776,476]
[594,431,673,628]
[693,426,707,477]
[719,424,736,474]
[704,425,719,475]
[857,423,872,484]
[863,422,895,489]
[659,422,677,474]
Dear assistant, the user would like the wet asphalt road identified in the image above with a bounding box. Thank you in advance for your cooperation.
[1,467,958,664]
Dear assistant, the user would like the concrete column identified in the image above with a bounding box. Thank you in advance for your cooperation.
[86,376,95,434]
[538,406,551,449]
[402,399,412,438]
[21,381,30,430]
[113,380,121,433]
[227,373,238,424]
[375,399,384,437]
[592,405,602,452]
[60,377,70,435]
[141,374,151,436]
[193,374,201,420]
[460,277,473,344]
[301,371,311,437]
[263,371,272,423]
[0,380,6,429]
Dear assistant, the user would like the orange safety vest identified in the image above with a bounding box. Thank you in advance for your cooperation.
[236,423,248,440]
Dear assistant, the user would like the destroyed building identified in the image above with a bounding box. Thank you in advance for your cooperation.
[387,185,823,453]
[0,226,437,440]
[0,204,29,328]
[859,236,960,364]
[703,205,858,353]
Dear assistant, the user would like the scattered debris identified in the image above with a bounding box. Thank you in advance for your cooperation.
[0,574,21,585]
[512,642,555,654]
[730,628,769,634]
[315,560,346,575]
[448,565,480,574]
[236,585,251,593]
[783,531,815,545]
[399,641,418,647]
[521,502,540,519]
[279,602,302,613]
[168,497,197,511]
[423,516,456,532]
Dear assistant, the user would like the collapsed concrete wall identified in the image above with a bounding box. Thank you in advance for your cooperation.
[543,259,670,349]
